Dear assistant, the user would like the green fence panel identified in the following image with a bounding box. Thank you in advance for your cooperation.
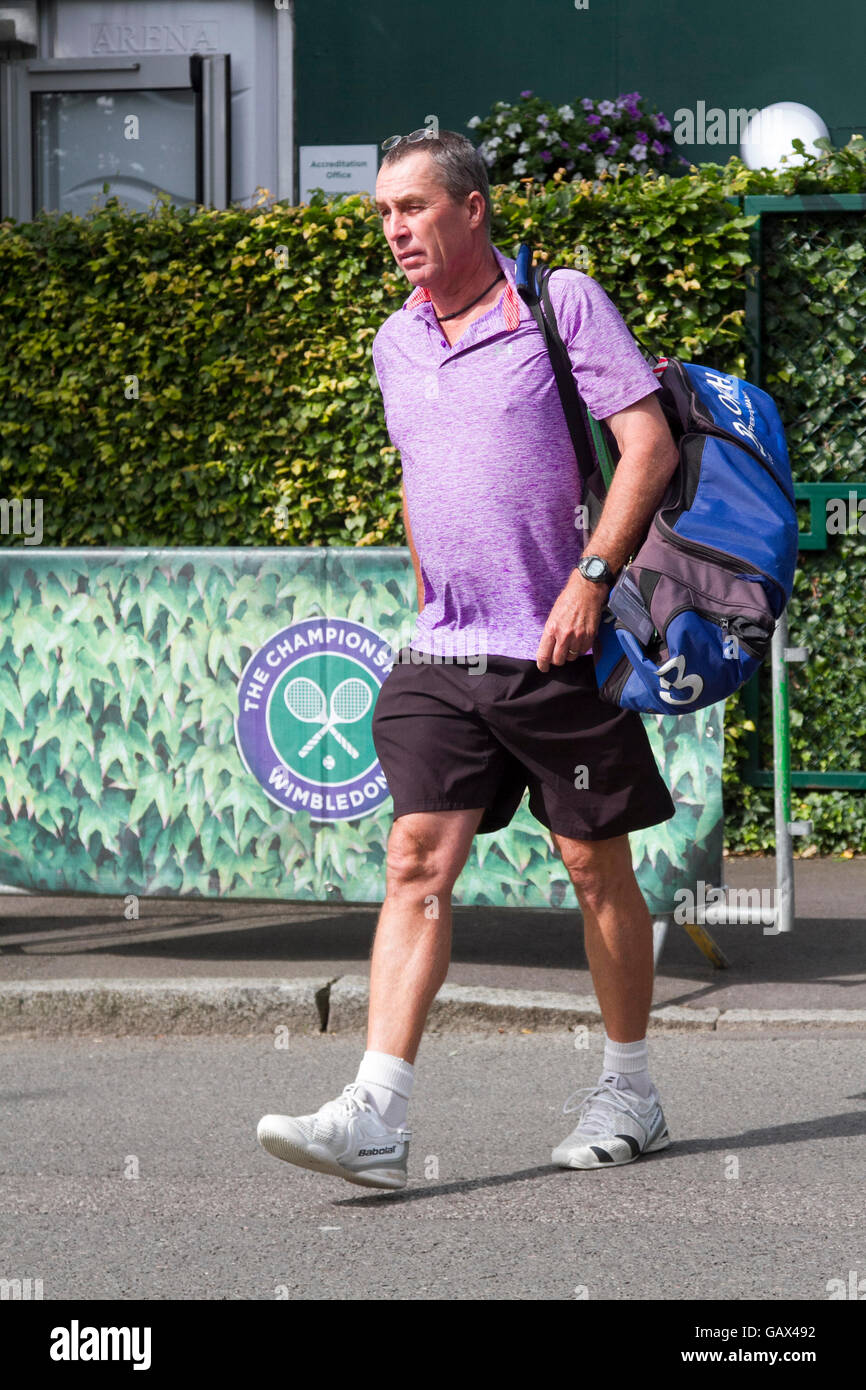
[741,198,866,797]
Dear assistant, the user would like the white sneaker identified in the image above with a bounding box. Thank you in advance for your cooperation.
[257,1082,410,1190]
[551,1076,671,1169]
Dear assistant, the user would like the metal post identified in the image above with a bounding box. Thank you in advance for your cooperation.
[686,612,810,938]
[768,610,794,934]
[652,916,669,968]
[663,614,808,953]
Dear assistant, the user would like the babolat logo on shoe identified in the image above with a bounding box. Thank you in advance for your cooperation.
[358,1145,398,1157]
[235,618,393,823]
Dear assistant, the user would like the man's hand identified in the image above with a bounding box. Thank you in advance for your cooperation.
[536,571,610,671]
[534,392,679,672]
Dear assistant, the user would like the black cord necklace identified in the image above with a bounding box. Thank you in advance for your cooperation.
[434,270,505,321]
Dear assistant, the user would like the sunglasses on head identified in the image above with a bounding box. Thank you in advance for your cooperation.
[381,128,436,152]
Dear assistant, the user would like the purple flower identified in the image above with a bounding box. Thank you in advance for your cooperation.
[620,92,642,119]
[581,98,595,111]
[520,89,533,98]
[653,112,672,133]
[537,113,550,127]
[606,137,621,155]
[577,142,590,153]
[589,131,605,143]
[541,149,552,162]
[561,140,570,149]
[586,113,601,126]
[635,130,650,145]
[651,139,666,157]
[598,100,617,117]
[566,160,576,170]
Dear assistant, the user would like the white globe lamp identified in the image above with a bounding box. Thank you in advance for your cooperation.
[741,102,830,170]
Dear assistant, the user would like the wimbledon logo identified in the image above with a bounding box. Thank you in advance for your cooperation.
[234,618,392,823]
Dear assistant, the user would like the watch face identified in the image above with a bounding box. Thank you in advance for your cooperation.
[583,557,606,580]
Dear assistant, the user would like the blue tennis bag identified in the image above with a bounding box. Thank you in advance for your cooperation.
[515,247,799,714]
[587,355,799,712]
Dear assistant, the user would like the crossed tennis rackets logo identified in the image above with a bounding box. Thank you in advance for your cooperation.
[235,618,390,823]
[283,675,373,759]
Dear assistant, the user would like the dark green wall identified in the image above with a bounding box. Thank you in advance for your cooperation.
[296,0,866,164]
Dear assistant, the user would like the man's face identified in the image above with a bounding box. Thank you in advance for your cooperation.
[374,148,480,286]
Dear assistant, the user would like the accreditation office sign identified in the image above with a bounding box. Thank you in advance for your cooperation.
[298,145,378,203]
[234,617,392,823]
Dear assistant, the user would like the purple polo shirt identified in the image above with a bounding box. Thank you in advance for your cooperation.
[371,242,661,660]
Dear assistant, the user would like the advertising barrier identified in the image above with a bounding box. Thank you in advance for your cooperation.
[0,548,724,913]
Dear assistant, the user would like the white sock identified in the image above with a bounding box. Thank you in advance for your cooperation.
[601,1035,653,1099]
[355,1050,414,1129]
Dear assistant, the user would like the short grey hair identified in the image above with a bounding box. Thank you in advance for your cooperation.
[379,130,492,236]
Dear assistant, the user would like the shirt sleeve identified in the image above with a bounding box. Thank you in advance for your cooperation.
[545,270,661,421]
[371,331,396,443]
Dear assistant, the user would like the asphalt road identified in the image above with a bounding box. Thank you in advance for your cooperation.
[2,1030,864,1302]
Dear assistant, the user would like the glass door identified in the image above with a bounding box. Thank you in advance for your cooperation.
[34,87,198,215]
[0,55,230,221]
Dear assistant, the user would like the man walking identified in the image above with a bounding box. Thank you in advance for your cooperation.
[257,130,680,1189]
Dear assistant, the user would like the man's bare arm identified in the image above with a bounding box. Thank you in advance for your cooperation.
[402,481,425,614]
[579,392,679,573]
[578,391,681,569]
[536,391,679,670]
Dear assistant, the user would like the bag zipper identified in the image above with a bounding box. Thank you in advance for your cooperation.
[602,653,632,703]
[656,604,770,658]
[654,514,789,602]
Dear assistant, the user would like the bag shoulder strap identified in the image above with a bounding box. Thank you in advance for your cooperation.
[539,265,619,491]
[515,262,593,481]
[518,256,616,491]
[521,264,595,480]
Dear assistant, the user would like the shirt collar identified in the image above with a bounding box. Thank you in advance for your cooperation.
[403,243,523,332]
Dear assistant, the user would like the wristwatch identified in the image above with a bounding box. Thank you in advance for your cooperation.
[577,554,616,586]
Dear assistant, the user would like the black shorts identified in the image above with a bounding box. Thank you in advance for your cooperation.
[371,648,676,841]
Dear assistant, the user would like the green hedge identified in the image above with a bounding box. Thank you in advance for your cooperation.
[0,163,762,549]
[1,137,864,852]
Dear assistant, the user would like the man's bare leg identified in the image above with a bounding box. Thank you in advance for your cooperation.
[367,807,485,1063]
[550,831,653,1041]
[255,808,484,1187]
[547,830,670,1169]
